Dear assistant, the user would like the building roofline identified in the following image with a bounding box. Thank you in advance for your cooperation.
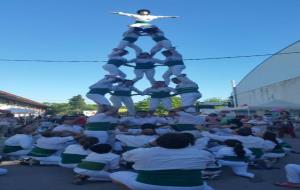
[236,40,300,89]
[0,90,47,109]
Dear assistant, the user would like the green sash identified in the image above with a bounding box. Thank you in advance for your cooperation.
[249,148,264,159]
[107,59,126,67]
[171,124,196,131]
[88,88,110,95]
[3,145,23,153]
[280,142,292,149]
[135,20,149,24]
[165,60,184,67]
[112,90,131,96]
[151,91,170,98]
[77,161,106,170]
[221,156,249,162]
[271,146,285,154]
[28,147,57,157]
[123,36,138,43]
[135,62,155,69]
[61,153,87,164]
[85,122,114,131]
[137,169,203,187]
[153,36,168,42]
[176,87,199,94]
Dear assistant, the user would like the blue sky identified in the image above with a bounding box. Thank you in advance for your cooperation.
[1,0,300,103]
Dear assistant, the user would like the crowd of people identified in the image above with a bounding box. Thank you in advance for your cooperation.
[1,9,300,190]
[0,108,299,189]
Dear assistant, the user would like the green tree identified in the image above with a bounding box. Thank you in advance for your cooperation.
[68,95,86,114]
[204,97,225,103]
[45,103,70,115]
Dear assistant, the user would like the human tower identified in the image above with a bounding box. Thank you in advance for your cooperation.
[87,9,202,114]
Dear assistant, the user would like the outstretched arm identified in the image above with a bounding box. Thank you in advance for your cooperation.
[152,58,164,64]
[112,11,139,18]
[154,15,179,19]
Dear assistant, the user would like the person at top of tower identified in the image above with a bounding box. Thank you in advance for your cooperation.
[117,28,143,56]
[162,49,186,85]
[127,52,163,85]
[102,49,129,79]
[112,9,179,28]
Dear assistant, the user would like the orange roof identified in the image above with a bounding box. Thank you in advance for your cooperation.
[0,90,47,109]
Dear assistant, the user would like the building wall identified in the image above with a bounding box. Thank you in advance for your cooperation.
[0,98,45,116]
[236,76,300,106]
[236,41,300,94]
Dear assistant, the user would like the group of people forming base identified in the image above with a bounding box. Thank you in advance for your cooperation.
[87,9,201,114]
[1,109,300,189]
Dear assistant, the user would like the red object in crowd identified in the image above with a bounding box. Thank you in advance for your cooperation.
[74,116,87,126]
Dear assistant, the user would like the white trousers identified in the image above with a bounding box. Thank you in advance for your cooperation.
[86,93,111,106]
[74,167,112,181]
[285,164,300,183]
[163,65,186,85]
[133,69,156,85]
[219,160,254,178]
[32,155,62,165]
[150,40,173,56]
[181,93,202,107]
[110,96,135,116]
[150,98,172,111]
[102,64,126,79]
[110,171,214,190]
[117,40,142,56]
[84,130,109,143]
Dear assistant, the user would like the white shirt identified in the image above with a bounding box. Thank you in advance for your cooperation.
[123,147,215,170]
[169,112,205,125]
[83,152,120,170]
[116,134,158,147]
[5,134,33,149]
[63,144,90,155]
[202,132,273,149]
[89,77,115,89]
[115,12,177,23]
[52,124,83,134]
[120,116,168,126]
[87,113,118,124]
[36,136,74,150]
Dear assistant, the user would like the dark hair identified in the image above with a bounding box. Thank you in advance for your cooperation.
[137,9,151,14]
[141,123,156,130]
[90,144,112,154]
[224,139,246,158]
[79,137,99,150]
[156,133,190,149]
[263,131,281,149]
[181,133,195,146]
[237,127,252,136]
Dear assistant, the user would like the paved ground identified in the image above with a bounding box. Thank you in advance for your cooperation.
[0,136,299,190]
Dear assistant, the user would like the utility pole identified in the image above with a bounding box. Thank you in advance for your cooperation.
[231,80,238,107]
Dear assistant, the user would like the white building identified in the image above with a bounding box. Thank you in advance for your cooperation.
[0,90,47,116]
[235,40,300,109]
